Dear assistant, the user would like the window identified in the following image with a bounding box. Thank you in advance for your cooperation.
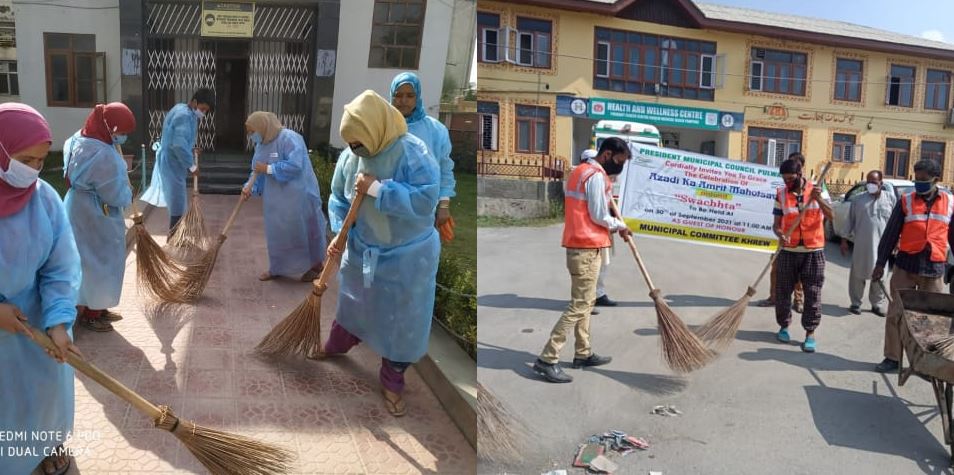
[478,101,499,151]
[0,61,18,96]
[834,58,862,102]
[832,133,862,162]
[746,127,802,166]
[885,138,911,178]
[921,141,945,173]
[0,20,14,47]
[44,33,104,108]
[368,0,426,69]
[925,69,951,110]
[514,104,549,154]
[750,48,807,96]
[886,64,916,107]
[593,28,718,101]
[515,17,552,68]
[477,12,500,63]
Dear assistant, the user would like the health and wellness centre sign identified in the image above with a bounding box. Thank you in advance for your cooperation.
[556,95,744,131]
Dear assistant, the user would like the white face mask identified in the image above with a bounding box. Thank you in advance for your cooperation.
[0,141,40,189]
[866,183,881,194]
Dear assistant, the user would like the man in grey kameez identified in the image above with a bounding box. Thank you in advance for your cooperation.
[841,170,895,316]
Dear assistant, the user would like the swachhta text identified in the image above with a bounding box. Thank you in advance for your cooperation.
[0,430,100,457]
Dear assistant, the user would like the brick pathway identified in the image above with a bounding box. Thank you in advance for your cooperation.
[62,195,475,474]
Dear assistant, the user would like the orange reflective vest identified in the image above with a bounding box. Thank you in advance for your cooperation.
[899,190,953,262]
[562,161,613,249]
[777,181,825,249]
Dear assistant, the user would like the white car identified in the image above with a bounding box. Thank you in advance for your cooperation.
[827,179,915,241]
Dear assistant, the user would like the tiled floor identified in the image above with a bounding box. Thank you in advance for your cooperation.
[62,195,475,474]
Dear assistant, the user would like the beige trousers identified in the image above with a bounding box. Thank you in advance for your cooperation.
[540,248,602,364]
[883,269,945,361]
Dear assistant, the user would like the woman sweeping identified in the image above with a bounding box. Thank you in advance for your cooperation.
[0,103,82,475]
[321,90,440,417]
[240,111,327,281]
[63,103,136,332]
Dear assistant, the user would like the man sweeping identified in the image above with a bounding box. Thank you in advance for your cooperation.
[840,170,894,316]
[773,157,833,353]
[533,137,632,383]
[872,159,954,373]
[142,88,215,235]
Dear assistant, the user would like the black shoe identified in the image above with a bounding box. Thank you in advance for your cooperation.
[572,353,612,369]
[595,295,618,307]
[875,358,899,373]
[848,305,861,315]
[591,308,600,315]
[871,307,885,317]
[533,359,573,383]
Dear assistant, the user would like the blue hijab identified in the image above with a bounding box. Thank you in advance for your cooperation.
[389,71,426,124]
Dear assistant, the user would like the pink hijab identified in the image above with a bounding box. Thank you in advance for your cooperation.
[0,103,53,218]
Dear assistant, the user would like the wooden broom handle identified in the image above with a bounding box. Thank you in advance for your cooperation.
[192,153,199,193]
[608,198,657,291]
[750,161,834,289]
[313,191,366,290]
[26,325,162,420]
[219,172,256,237]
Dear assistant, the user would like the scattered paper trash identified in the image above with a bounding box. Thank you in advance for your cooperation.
[651,405,682,416]
[650,471,663,475]
[589,455,619,473]
[541,471,567,475]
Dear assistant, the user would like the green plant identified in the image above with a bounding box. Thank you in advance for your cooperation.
[310,151,337,216]
[434,253,476,359]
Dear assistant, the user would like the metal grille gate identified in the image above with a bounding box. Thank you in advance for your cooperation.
[144,1,315,151]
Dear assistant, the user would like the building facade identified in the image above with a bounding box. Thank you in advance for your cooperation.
[0,0,19,102]
[10,0,472,153]
[477,0,954,185]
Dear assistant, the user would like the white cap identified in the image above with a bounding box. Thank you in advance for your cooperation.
[580,149,598,161]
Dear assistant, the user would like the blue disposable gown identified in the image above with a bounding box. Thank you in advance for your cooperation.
[0,181,80,474]
[329,134,440,363]
[63,132,132,309]
[389,73,456,199]
[247,128,328,277]
[141,103,197,216]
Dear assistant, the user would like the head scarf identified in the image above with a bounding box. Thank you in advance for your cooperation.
[0,103,53,218]
[580,149,597,162]
[389,71,426,124]
[245,111,284,144]
[81,102,136,144]
[340,90,408,157]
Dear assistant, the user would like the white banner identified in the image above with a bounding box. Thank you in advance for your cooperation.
[618,143,785,253]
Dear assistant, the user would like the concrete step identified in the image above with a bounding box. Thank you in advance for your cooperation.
[199,182,243,195]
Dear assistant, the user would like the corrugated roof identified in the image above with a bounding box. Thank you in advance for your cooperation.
[697,2,954,52]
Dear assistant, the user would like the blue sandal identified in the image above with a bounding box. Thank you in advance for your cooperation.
[802,336,816,353]
[776,328,790,343]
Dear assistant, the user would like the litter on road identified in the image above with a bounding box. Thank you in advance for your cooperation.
[651,405,683,416]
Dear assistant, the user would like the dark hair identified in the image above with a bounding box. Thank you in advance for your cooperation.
[788,152,805,165]
[192,88,216,109]
[597,137,629,157]
[779,158,802,175]
[867,170,883,180]
[913,159,942,178]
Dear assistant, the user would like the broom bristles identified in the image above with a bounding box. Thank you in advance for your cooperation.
[134,223,193,303]
[155,405,294,475]
[256,291,324,358]
[651,290,716,373]
[931,335,954,359]
[477,383,529,464]
[694,287,757,352]
[171,237,225,303]
[167,192,212,251]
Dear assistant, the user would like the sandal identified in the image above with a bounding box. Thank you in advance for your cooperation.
[382,389,407,417]
[81,318,114,333]
[101,309,124,322]
[39,447,71,475]
[258,271,275,281]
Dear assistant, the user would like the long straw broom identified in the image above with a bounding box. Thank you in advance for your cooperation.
[256,192,365,359]
[694,162,834,350]
[166,176,257,303]
[112,144,193,302]
[609,199,714,373]
[167,145,212,254]
[476,382,530,464]
[25,324,294,474]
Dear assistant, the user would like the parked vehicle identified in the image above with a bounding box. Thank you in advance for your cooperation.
[589,120,661,199]
[826,179,915,241]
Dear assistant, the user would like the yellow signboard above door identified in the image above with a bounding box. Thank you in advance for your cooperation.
[201,1,255,38]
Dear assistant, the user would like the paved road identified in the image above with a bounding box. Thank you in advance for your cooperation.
[478,224,952,475]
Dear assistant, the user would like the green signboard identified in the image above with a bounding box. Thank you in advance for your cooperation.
[589,97,727,130]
